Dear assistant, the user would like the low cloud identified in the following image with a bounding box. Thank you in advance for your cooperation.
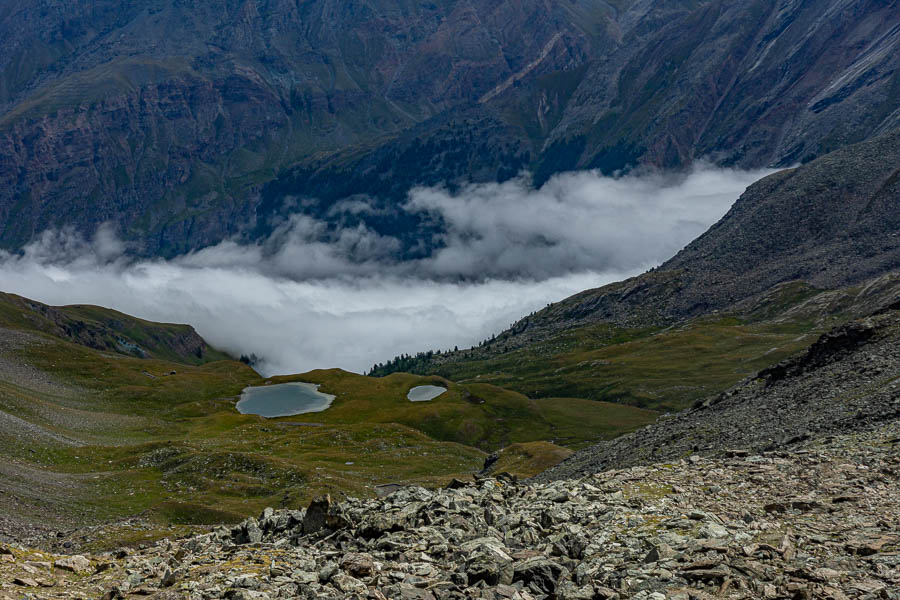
[0,166,772,375]
[0,258,614,376]
[406,166,771,279]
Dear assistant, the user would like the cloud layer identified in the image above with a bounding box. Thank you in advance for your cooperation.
[405,166,771,279]
[0,166,772,375]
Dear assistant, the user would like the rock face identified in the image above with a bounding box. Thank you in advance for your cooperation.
[1,0,898,254]
[2,422,898,598]
[0,0,593,254]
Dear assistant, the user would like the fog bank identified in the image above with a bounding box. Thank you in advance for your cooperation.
[0,166,772,375]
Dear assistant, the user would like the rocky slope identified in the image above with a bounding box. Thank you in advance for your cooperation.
[1,0,898,254]
[463,128,900,353]
[538,304,900,482]
[372,130,900,377]
[1,421,898,599]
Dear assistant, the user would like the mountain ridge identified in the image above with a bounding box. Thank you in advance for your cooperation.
[1,0,898,254]
[485,128,900,343]
[369,128,900,387]
[0,292,227,365]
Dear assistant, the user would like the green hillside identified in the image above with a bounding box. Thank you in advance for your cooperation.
[0,293,652,551]
[372,275,900,413]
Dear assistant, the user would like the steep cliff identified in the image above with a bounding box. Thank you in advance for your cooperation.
[0,0,597,253]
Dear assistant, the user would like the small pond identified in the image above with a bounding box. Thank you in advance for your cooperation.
[237,382,335,418]
[407,385,447,402]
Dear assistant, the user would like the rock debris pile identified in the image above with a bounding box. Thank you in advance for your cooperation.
[2,423,898,600]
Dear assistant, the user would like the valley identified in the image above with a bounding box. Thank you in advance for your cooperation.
[0,1,898,598]
[1,128,897,565]
[0,291,657,553]
[2,265,895,558]
[0,301,897,598]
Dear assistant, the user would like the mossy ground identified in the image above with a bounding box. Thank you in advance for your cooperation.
[270,370,657,450]
[488,442,575,479]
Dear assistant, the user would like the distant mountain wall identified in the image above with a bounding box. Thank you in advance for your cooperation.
[1,0,898,255]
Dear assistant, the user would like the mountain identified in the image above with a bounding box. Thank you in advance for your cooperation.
[0,0,597,254]
[509,127,900,337]
[369,129,900,405]
[538,304,900,480]
[1,0,898,254]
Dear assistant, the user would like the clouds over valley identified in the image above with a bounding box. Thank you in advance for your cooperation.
[0,166,772,375]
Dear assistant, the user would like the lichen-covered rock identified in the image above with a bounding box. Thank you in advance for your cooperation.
[339,552,374,578]
[53,554,90,573]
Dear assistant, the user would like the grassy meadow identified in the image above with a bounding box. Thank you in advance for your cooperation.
[0,294,654,550]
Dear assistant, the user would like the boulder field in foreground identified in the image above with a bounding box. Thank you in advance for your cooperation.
[1,422,898,599]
